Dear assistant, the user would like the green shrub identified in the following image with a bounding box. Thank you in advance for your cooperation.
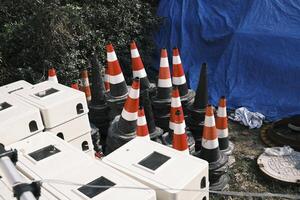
[0,0,159,86]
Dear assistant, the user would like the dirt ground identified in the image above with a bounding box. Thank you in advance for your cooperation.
[210,121,300,200]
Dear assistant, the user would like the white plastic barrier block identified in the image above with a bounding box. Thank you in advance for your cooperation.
[46,114,91,142]
[9,133,156,200]
[69,131,94,157]
[103,138,209,200]
[14,81,88,128]
[0,80,32,94]
[0,93,44,145]
[0,178,14,200]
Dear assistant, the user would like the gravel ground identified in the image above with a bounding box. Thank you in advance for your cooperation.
[210,121,300,200]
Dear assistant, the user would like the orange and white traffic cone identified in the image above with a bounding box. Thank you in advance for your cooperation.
[48,67,58,83]
[104,64,110,92]
[169,87,185,131]
[80,69,92,103]
[106,43,128,98]
[130,41,150,91]
[70,80,79,90]
[198,105,229,191]
[172,109,189,154]
[216,96,234,155]
[172,48,188,97]
[136,107,150,140]
[156,48,172,99]
[105,78,140,154]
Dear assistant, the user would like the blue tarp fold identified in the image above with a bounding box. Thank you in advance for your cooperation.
[155,0,300,120]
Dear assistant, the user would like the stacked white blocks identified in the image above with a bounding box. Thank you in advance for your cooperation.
[14,81,93,156]
[103,138,209,200]
[0,80,33,94]
[9,133,156,200]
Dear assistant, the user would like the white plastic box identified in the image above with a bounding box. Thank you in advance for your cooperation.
[0,80,33,94]
[9,132,156,200]
[46,114,91,142]
[0,92,44,145]
[14,81,88,128]
[69,131,94,157]
[0,178,14,200]
[103,138,209,200]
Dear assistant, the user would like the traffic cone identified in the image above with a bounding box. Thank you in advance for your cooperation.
[216,96,234,155]
[156,48,172,99]
[48,67,58,83]
[80,69,91,103]
[70,80,79,90]
[105,78,140,154]
[172,48,188,97]
[169,86,184,131]
[197,105,229,191]
[152,49,172,132]
[104,64,110,92]
[106,43,128,98]
[136,107,150,140]
[130,41,150,91]
[187,63,208,152]
[172,109,189,154]
[172,48,195,127]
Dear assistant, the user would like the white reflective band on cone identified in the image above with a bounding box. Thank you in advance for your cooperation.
[171,97,181,107]
[82,78,90,86]
[121,109,138,121]
[107,51,117,62]
[133,69,147,78]
[130,49,140,58]
[202,138,219,149]
[160,57,169,67]
[137,116,147,126]
[204,115,215,127]
[172,76,186,85]
[128,88,140,99]
[48,76,58,83]
[108,73,125,84]
[173,123,186,135]
[173,55,182,65]
[217,128,229,138]
[217,107,227,117]
[158,79,172,88]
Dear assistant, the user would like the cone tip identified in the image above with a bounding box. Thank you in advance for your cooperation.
[130,40,137,49]
[173,48,179,56]
[161,48,168,57]
[106,43,114,52]
[205,105,214,116]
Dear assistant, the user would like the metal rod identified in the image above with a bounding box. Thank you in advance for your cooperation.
[0,156,37,200]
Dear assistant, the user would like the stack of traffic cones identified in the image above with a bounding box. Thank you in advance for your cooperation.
[80,68,92,103]
[216,96,234,155]
[88,52,110,152]
[162,87,195,154]
[70,80,79,90]
[136,107,150,140]
[105,78,140,155]
[172,110,189,154]
[197,105,229,191]
[172,48,195,118]
[48,67,58,83]
[152,49,173,132]
[140,90,163,142]
[105,43,129,120]
[187,63,208,152]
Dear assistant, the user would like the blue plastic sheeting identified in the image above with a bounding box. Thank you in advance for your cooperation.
[154,0,300,121]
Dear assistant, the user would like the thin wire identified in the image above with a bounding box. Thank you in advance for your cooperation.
[40,179,300,199]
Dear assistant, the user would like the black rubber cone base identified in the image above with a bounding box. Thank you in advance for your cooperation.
[209,174,230,191]
[196,148,229,171]
[187,104,206,146]
[105,115,136,155]
[106,94,127,120]
[220,141,234,156]
[149,126,164,142]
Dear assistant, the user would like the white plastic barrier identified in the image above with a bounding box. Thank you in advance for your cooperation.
[0,80,32,94]
[9,133,156,200]
[0,93,44,145]
[103,138,209,200]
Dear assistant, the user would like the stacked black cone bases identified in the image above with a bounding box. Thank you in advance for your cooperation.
[105,78,140,155]
[187,63,208,152]
[140,90,163,143]
[88,52,110,152]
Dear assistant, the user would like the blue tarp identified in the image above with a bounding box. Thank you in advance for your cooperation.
[154,0,300,121]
